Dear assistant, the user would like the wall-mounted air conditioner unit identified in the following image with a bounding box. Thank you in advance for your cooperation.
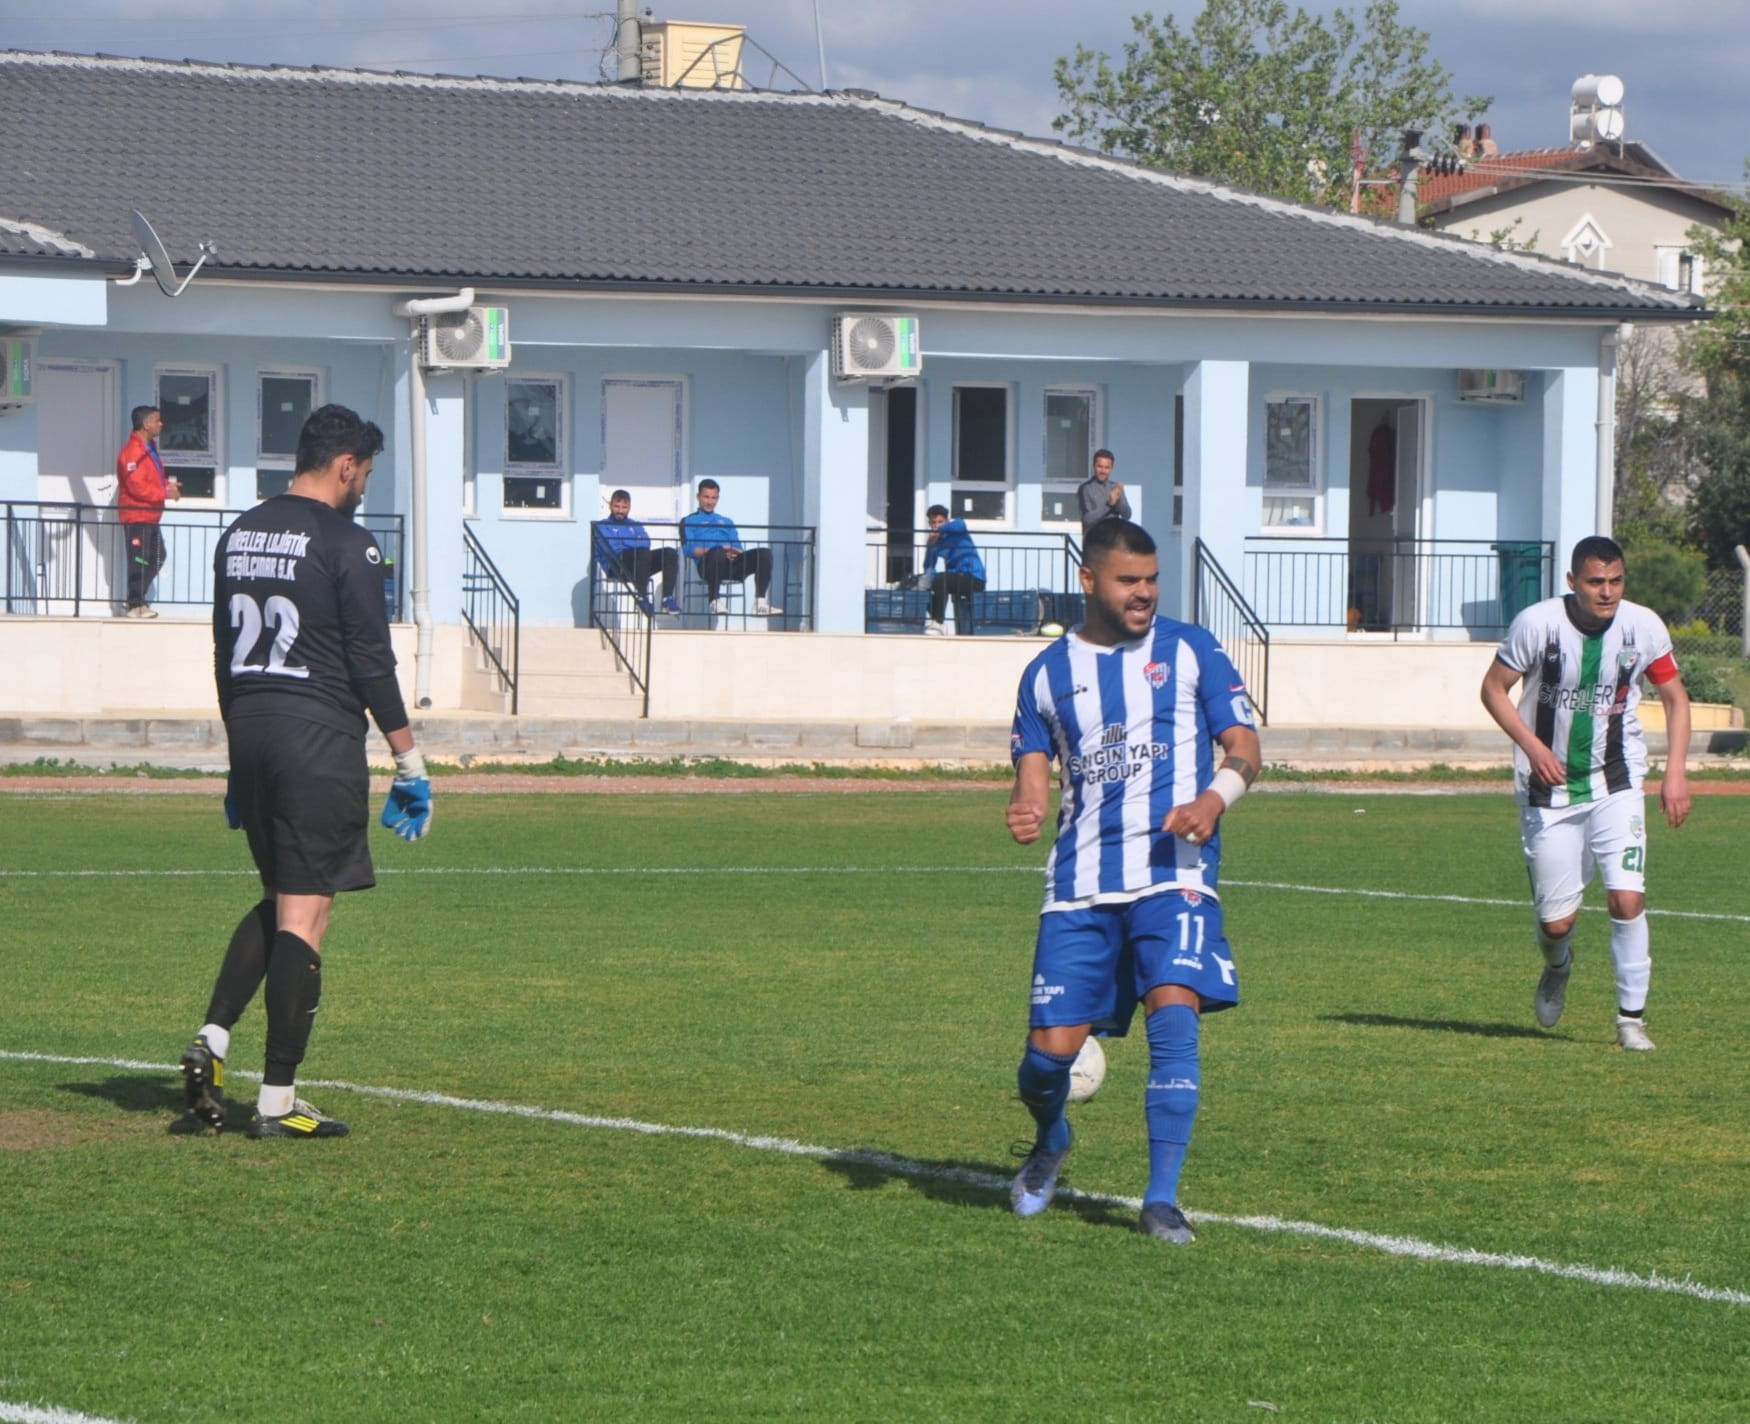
[1457,368,1526,403]
[421,306,511,370]
[831,314,922,382]
[0,335,35,406]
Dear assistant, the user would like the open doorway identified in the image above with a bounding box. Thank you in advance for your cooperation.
[879,385,919,583]
[1347,397,1424,632]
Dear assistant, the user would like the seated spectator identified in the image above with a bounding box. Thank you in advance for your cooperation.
[679,478,779,616]
[923,503,986,636]
[594,488,680,616]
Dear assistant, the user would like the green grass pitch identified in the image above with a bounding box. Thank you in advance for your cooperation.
[1,785,1746,1422]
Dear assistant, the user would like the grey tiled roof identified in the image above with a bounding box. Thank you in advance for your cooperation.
[0,51,1700,318]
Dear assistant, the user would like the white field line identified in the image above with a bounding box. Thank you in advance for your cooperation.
[5,1048,1747,1309]
[0,1402,133,1424]
[1,863,1745,925]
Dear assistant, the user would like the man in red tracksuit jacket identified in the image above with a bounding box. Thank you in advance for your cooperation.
[117,404,179,616]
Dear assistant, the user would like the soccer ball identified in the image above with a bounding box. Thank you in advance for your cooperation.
[1067,1036,1107,1103]
[1039,621,1066,638]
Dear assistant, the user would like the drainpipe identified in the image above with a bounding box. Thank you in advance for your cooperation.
[391,287,475,708]
[1596,324,1623,535]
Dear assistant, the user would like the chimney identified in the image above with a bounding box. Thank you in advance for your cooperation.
[1454,123,1475,158]
[1476,122,1498,157]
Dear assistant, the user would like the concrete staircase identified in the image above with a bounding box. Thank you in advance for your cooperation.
[462,625,644,718]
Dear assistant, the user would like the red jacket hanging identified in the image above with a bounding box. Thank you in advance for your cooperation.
[1367,423,1396,516]
[117,432,168,525]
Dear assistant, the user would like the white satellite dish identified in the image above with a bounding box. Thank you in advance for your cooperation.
[126,210,217,298]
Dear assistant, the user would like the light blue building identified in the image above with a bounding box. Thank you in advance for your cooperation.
[0,52,1701,725]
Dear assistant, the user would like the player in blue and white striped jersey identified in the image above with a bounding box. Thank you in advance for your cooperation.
[1005,519,1260,1244]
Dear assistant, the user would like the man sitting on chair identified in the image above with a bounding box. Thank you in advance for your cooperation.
[595,489,680,617]
[679,479,779,617]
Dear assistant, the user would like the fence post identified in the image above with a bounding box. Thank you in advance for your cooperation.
[1736,544,1749,660]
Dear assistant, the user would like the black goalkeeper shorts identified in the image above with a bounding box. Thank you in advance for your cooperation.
[226,713,375,896]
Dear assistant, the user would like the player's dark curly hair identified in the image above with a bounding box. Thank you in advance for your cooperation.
[296,403,385,474]
[1570,535,1624,574]
[1083,517,1156,564]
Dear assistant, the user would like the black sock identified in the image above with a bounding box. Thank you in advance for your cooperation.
[263,931,322,1088]
[203,900,276,1029]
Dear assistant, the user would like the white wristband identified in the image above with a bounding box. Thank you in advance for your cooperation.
[1209,766,1248,810]
[393,747,427,780]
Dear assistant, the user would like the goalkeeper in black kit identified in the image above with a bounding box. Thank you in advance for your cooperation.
[179,404,433,1139]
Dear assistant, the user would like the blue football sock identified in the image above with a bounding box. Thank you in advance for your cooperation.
[1144,1004,1201,1207]
[1017,1042,1077,1154]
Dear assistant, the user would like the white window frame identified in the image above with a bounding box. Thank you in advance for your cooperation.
[154,364,224,505]
[254,366,323,502]
[1041,384,1100,526]
[503,371,571,519]
[950,381,1014,526]
[1259,393,1323,535]
[1654,244,1702,294]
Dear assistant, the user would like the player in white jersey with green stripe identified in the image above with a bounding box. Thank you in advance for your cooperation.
[1480,536,1692,1050]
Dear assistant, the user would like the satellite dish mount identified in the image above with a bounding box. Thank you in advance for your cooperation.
[121,210,218,297]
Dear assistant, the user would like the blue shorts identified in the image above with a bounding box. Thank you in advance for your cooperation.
[1029,890,1239,1036]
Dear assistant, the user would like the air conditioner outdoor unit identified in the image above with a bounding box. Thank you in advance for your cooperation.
[0,335,35,406]
[421,306,511,370]
[831,313,922,382]
[1457,368,1526,403]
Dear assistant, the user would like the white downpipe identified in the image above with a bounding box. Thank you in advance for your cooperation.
[1596,324,1623,535]
[1736,544,1750,660]
[390,287,474,708]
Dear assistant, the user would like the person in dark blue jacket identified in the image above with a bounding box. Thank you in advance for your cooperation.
[595,489,680,616]
[679,479,777,615]
[924,503,987,635]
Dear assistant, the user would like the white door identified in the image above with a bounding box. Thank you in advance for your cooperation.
[35,359,121,612]
[601,378,685,525]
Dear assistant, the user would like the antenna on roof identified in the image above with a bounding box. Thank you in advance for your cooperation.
[119,210,218,297]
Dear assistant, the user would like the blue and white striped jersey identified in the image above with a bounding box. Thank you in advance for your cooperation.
[1011,617,1256,911]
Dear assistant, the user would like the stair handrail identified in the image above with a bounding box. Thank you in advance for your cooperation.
[1193,538,1270,725]
[461,524,521,715]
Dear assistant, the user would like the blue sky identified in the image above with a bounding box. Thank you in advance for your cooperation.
[3,1,1743,188]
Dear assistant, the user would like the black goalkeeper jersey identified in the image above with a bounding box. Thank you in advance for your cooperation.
[213,493,406,737]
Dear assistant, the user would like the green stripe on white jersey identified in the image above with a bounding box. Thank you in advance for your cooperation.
[1497,595,1674,808]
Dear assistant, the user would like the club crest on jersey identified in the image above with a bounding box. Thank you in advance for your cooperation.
[1144,660,1170,689]
[1630,815,1644,839]
[1617,649,1639,673]
[1180,889,1202,907]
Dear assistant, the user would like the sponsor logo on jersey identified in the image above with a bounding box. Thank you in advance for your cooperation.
[1031,973,1066,1007]
[1144,660,1169,689]
[1537,682,1622,715]
[1100,721,1127,747]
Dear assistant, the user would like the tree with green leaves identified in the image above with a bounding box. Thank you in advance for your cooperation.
[1680,178,1750,569]
[1053,0,1489,208]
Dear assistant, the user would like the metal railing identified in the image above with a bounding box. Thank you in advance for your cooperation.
[1194,538,1270,725]
[1243,537,1554,639]
[592,522,816,632]
[864,530,1084,635]
[462,524,521,715]
[3,500,404,619]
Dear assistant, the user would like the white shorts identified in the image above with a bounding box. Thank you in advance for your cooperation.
[1519,788,1648,922]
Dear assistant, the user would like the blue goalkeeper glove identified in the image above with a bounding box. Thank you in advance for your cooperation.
[223,774,242,830]
[380,747,433,841]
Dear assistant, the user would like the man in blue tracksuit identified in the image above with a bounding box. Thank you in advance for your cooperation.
[594,489,680,616]
[679,479,777,615]
[923,503,986,635]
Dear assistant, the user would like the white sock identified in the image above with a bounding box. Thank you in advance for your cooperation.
[1535,925,1573,970]
[257,1083,295,1117]
[198,1024,230,1060]
[1610,912,1651,1014]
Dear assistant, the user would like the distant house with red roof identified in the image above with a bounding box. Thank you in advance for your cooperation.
[1415,130,1733,294]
